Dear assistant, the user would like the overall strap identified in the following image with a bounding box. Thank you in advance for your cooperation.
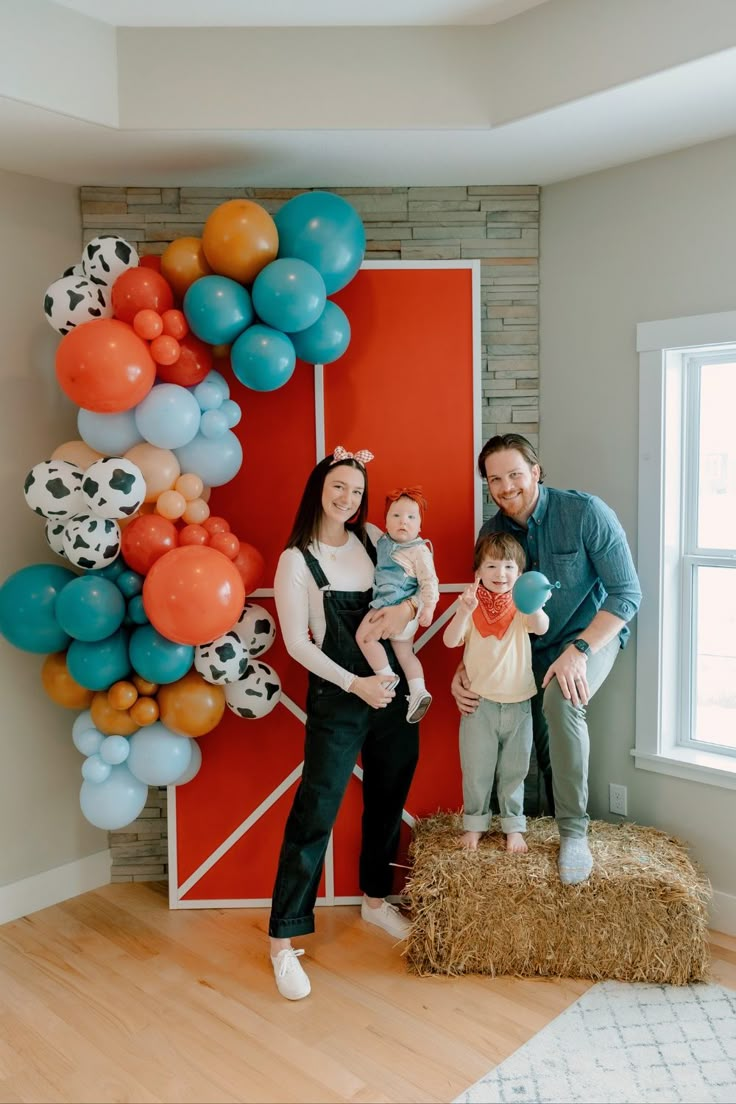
[302,548,329,590]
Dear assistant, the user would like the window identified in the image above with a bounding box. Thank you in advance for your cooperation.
[636,310,736,790]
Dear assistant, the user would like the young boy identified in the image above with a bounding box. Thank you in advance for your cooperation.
[443,532,549,852]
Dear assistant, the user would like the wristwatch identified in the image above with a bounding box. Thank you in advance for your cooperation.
[572,638,591,658]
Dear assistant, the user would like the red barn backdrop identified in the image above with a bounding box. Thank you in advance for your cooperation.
[168,260,481,908]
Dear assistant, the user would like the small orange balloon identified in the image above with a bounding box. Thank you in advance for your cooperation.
[41,652,94,710]
[182,498,210,524]
[157,670,226,737]
[203,515,231,535]
[156,489,187,520]
[133,309,163,341]
[150,335,181,366]
[90,691,140,736]
[129,696,160,726]
[160,309,189,340]
[160,237,213,300]
[178,523,209,546]
[201,199,279,285]
[51,440,105,469]
[107,680,139,711]
[210,532,240,560]
[175,473,204,501]
[132,675,159,696]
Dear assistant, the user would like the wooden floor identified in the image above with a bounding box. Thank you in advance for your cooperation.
[0,884,734,1104]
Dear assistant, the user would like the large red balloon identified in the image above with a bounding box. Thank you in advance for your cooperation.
[232,540,265,593]
[121,514,179,575]
[143,546,245,646]
[111,267,174,324]
[55,319,156,413]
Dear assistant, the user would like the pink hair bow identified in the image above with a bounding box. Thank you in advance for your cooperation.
[332,445,374,465]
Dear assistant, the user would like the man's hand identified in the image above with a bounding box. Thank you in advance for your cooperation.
[541,644,590,706]
[451,661,480,716]
[362,601,413,641]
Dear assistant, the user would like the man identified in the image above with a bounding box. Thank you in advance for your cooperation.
[451,433,641,885]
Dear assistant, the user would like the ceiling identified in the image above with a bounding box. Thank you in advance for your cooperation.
[3,0,736,188]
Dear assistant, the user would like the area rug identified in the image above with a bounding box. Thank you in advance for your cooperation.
[454,980,736,1103]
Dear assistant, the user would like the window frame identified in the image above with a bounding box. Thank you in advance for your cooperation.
[636,310,736,791]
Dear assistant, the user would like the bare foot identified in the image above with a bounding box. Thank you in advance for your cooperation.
[460,831,483,850]
[505,832,528,853]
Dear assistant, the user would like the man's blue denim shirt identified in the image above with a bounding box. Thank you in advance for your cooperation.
[480,484,642,671]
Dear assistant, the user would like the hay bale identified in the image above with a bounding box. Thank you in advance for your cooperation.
[405,813,711,985]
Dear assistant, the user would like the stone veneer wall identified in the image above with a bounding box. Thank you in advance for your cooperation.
[79,184,539,881]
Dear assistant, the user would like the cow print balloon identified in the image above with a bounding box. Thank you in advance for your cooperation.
[82,235,139,287]
[62,514,121,570]
[43,274,111,335]
[24,459,84,519]
[82,457,145,519]
[224,661,281,719]
[233,602,276,657]
[194,631,250,685]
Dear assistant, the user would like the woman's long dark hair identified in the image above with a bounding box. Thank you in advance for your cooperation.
[285,455,370,553]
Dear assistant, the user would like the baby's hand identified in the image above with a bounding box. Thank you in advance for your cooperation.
[460,578,480,612]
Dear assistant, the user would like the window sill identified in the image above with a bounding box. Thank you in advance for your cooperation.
[632,747,736,791]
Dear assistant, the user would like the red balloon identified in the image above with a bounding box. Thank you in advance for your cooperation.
[55,319,156,413]
[161,310,189,340]
[121,514,179,575]
[143,546,245,646]
[209,532,240,560]
[139,255,162,272]
[155,332,213,387]
[111,268,174,324]
[178,523,209,546]
[232,540,265,593]
[203,515,231,535]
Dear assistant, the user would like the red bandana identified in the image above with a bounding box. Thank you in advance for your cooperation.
[472,586,516,639]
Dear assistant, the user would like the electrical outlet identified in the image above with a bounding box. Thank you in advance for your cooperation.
[609,783,628,817]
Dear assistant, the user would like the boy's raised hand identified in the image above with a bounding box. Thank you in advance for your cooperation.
[459,576,480,612]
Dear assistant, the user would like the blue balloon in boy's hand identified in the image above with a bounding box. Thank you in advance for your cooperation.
[513,571,560,614]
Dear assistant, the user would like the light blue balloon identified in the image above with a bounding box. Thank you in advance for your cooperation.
[134,383,201,450]
[129,624,193,684]
[204,369,230,400]
[172,737,202,786]
[512,571,561,615]
[173,429,243,487]
[54,575,126,642]
[192,381,223,411]
[127,722,193,786]
[0,563,76,654]
[219,399,241,429]
[183,275,253,346]
[80,763,148,830]
[290,301,351,365]
[78,408,143,455]
[82,753,112,783]
[72,711,103,756]
[99,735,130,765]
[66,628,131,691]
[252,258,326,334]
[231,325,296,393]
[199,409,229,439]
[274,191,366,294]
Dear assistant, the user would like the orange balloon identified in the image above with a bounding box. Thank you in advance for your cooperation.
[156,489,187,520]
[143,545,245,646]
[150,335,181,366]
[124,443,180,502]
[201,200,278,284]
[90,691,140,736]
[107,680,139,711]
[41,652,94,710]
[133,309,164,341]
[111,267,174,324]
[121,514,179,575]
[178,523,209,546]
[161,310,188,340]
[232,541,266,593]
[203,515,230,535]
[56,319,156,414]
[157,669,226,737]
[51,440,104,469]
[129,696,160,726]
[210,532,240,560]
[182,498,210,524]
[132,675,159,696]
[175,473,203,501]
[160,237,213,300]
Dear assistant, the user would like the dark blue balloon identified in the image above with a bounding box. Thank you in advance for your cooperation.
[67,628,131,691]
[129,624,193,684]
[183,275,253,346]
[0,562,76,653]
[231,324,296,392]
[290,301,351,365]
[274,191,365,294]
[252,258,326,334]
[55,575,126,642]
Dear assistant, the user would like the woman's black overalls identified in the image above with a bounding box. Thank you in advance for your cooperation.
[268,546,419,939]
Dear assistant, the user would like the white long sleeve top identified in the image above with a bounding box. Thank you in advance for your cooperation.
[273,523,382,692]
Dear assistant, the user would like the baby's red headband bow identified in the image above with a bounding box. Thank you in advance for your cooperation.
[331,445,374,465]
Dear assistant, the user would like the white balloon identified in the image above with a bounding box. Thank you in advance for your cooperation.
[225,661,281,719]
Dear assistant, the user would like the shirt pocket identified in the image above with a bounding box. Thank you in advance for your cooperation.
[548,550,580,584]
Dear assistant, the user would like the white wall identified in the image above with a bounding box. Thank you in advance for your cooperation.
[0,169,108,889]
[540,134,736,912]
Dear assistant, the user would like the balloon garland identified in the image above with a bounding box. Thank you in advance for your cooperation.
[0,191,366,831]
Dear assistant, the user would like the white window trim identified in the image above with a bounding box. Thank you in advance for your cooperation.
[636,309,736,791]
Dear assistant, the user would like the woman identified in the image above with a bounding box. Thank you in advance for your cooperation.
[269,446,419,1000]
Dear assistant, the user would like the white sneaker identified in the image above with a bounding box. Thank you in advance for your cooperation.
[360,896,412,940]
[406,688,432,723]
[270,947,311,1000]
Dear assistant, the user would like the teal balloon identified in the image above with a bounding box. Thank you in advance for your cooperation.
[252,258,326,334]
[129,624,193,684]
[127,722,193,786]
[290,301,351,365]
[87,560,125,582]
[66,628,131,691]
[512,571,560,615]
[54,575,126,642]
[127,595,149,625]
[231,324,296,393]
[274,191,365,294]
[0,563,75,653]
[183,275,253,345]
[173,429,243,487]
[116,570,143,598]
[80,763,148,830]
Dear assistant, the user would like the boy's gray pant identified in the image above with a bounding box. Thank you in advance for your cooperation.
[460,698,532,834]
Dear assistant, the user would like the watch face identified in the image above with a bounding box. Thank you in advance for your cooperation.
[574,639,590,655]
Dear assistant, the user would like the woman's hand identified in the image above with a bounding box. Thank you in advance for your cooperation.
[361,601,413,641]
[451,661,480,716]
[351,673,398,710]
